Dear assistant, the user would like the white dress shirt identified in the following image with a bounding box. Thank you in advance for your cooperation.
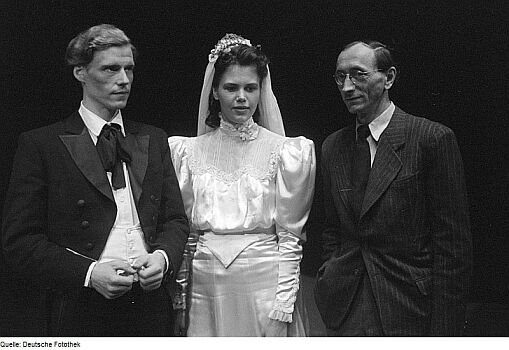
[357,102,395,166]
[78,103,167,286]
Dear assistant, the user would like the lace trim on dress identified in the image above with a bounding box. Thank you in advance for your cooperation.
[186,137,282,184]
[266,146,280,179]
[268,264,301,323]
[219,115,259,141]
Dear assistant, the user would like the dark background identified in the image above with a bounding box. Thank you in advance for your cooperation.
[1,0,507,335]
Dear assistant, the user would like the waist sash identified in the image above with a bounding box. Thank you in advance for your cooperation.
[199,227,276,268]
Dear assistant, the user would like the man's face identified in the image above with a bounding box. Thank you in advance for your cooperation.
[74,45,134,121]
[336,43,388,123]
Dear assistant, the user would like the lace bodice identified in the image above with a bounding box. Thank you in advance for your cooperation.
[169,125,315,238]
[187,126,280,184]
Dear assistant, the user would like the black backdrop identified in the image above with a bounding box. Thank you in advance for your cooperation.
[1,0,507,334]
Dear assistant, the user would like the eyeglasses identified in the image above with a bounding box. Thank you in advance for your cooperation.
[333,69,383,87]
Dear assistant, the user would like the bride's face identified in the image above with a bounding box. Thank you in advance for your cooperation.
[213,64,260,125]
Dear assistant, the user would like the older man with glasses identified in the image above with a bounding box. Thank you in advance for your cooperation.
[314,40,472,336]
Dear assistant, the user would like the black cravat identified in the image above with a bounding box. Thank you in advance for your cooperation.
[96,123,132,190]
[351,124,372,218]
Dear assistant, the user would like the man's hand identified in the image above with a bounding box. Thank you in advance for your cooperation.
[132,253,166,291]
[90,260,136,299]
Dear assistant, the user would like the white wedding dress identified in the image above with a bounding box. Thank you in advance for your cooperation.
[168,117,315,336]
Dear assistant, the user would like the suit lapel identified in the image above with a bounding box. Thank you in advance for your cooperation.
[124,120,149,206]
[332,125,356,210]
[59,112,114,202]
[58,113,150,204]
[360,108,407,218]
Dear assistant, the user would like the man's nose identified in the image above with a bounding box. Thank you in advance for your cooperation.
[341,75,355,92]
[117,69,130,85]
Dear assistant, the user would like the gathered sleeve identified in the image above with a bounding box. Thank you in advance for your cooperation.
[168,136,196,317]
[269,136,316,322]
[168,136,194,220]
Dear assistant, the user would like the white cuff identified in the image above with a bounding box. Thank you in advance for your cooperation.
[84,261,97,287]
[269,308,293,323]
[154,249,169,273]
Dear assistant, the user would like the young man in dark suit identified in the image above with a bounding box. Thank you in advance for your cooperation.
[1,24,189,336]
[314,40,472,336]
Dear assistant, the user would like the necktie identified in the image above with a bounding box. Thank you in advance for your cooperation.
[96,123,132,190]
[351,124,371,218]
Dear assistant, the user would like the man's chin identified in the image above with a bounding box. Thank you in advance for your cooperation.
[111,101,128,110]
[346,105,362,115]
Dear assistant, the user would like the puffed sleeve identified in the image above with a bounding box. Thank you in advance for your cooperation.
[168,136,196,326]
[168,136,194,220]
[269,136,316,322]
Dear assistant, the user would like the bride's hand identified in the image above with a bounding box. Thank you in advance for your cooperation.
[265,318,288,337]
[174,309,188,336]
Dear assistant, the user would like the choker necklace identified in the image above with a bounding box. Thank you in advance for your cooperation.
[219,114,259,141]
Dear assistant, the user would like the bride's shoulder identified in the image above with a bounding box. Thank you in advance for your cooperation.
[167,135,195,154]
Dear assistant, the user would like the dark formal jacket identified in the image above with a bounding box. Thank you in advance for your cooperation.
[2,112,189,297]
[315,107,472,336]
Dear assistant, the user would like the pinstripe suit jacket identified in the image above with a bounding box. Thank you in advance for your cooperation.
[314,107,472,336]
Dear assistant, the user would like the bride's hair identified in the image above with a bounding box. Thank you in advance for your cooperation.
[206,44,269,129]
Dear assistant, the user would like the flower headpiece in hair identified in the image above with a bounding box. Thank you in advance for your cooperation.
[208,33,252,63]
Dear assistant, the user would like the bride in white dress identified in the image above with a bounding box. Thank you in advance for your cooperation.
[169,34,315,336]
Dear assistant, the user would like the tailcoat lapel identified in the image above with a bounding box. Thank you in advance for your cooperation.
[58,113,150,205]
[123,119,149,206]
[360,109,406,218]
[59,112,114,202]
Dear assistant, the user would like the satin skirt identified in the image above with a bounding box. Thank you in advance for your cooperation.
[187,234,307,336]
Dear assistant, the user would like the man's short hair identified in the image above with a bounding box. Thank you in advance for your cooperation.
[65,24,137,67]
[342,40,396,71]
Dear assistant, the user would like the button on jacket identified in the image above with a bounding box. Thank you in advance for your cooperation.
[2,112,189,295]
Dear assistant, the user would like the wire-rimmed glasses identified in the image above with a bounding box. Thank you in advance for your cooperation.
[333,69,383,87]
